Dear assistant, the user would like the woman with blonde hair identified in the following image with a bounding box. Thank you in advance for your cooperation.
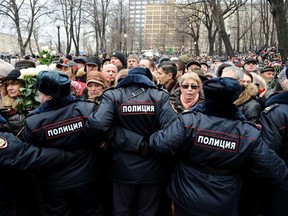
[171,72,205,113]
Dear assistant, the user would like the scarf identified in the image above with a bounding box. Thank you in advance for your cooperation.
[180,93,199,110]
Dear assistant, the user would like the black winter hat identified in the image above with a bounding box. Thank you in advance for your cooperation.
[111,51,127,68]
[128,66,153,81]
[35,70,71,98]
[244,58,257,65]
[4,68,21,81]
[74,57,87,64]
[203,77,242,103]
[186,61,201,70]
[86,56,101,66]
[14,60,36,69]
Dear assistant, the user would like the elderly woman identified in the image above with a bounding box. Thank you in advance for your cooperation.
[171,72,205,113]
[0,68,26,135]
[81,70,107,103]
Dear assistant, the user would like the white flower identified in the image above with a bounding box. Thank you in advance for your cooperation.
[41,46,50,52]
[34,52,39,56]
[19,67,38,79]
[51,50,57,55]
[36,65,50,73]
[42,54,47,58]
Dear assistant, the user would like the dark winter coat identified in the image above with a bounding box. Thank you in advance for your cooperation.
[258,91,288,215]
[86,74,177,184]
[0,114,73,207]
[20,95,98,190]
[148,102,287,215]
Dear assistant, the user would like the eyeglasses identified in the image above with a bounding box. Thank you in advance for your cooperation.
[181,84,199,90]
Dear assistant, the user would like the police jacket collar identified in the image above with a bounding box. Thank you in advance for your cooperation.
[192,102,246,121]
[265,91,288,107]
[116,74,156,88]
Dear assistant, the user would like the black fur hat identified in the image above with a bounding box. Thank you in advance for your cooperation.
[4,68,21,81]
[128,66,153,81]
[203,77,242,103]
[35,70,71,98]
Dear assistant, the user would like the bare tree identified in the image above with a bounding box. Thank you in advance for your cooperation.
[170,3,202,56]
[208,0,248,58]
[0,0,53,57]
[85,0,111,56]
[267,0,288,61]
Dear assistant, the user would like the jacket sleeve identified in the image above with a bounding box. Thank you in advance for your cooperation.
[159,92,178,128]
[259,111,282,153]
[85,91,115,139]
[249,136,288,184]
[0,132,73,170]
[149,115,187,156]
[245,101,262,123]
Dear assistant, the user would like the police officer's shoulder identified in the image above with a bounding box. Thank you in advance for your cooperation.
[243,120,260,130]
[262,103,279,115]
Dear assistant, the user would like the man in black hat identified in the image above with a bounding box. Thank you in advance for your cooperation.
[186,61,201,72]
[243,58,258,73]
[85,56,102,73]
[261,65,275,85]
[111,51,127,71]
[74,57,87,69]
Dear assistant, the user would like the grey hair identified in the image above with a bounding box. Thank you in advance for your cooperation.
[222,66,244,81]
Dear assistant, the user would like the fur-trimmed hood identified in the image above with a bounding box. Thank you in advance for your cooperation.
[234,83,258,106]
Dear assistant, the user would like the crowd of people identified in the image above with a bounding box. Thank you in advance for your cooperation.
[0,48,287,216]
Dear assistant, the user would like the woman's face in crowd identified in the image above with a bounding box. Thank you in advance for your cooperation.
[6,82,21,98]
[180,78,201,99]
[87,82,104,98]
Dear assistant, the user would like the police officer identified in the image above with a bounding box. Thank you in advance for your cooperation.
[20,70,101,216]
[86,67,177,215]
[258,67,288,215]
[133,77,287,216]
[0,114,74,216]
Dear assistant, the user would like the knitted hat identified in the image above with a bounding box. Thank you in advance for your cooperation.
[35,70,71,98]
[111,51,127,68]
[86,70,106,87]
[203,77,242,103]
[0,59,14,78]
[4,68,21,81]
[14,60,36,69]
[128,66,153,81]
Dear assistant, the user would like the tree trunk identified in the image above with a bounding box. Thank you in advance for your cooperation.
[268,0,288,61]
